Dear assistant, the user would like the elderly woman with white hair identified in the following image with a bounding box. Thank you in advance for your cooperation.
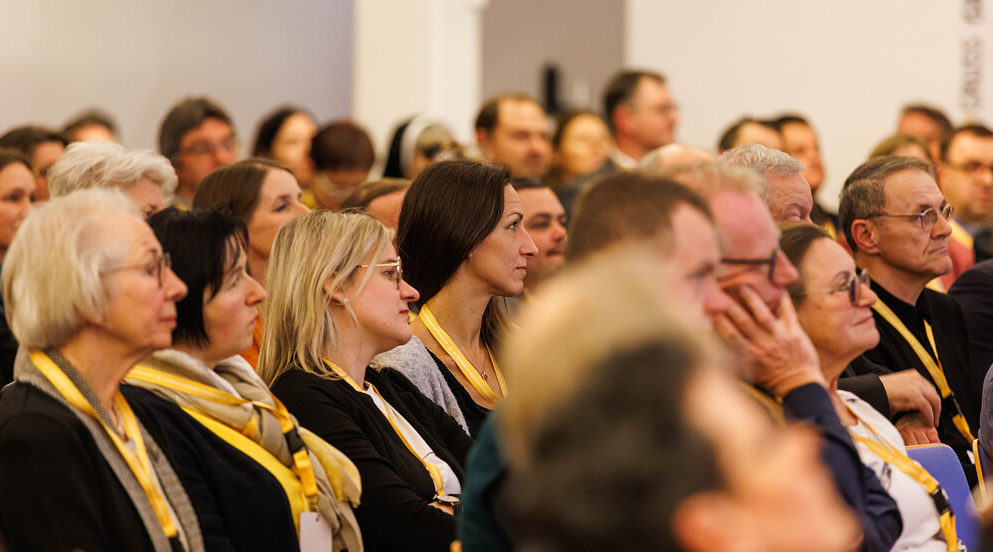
[47,141,177,217]
[0,189,204,552]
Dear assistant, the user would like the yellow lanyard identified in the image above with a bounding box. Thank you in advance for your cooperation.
[949,219,975,250]
[739,382,785,425]
[125,365,319,506]
[31,352,180,540]
[872,300,976,443]
[322,359,445,496]
[846,405,959,552]
[418,305,507,403]
[820,219,838,241]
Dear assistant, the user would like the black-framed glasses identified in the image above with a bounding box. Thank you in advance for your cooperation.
[946,161,993,178]
[103,252,172,288]
[180,137,239,156]
[869,204,954,232]
[721,247,780,282]
[358,261,403,290]
[796,268,870,307]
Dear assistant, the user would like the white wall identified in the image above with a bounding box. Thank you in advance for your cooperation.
[626,0,961,210]
[0,1,353,151]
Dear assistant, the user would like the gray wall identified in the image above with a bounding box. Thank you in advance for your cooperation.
[0,1,353,151]
[482,0,624,113]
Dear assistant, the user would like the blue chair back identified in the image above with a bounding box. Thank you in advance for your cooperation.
[907,444,979,551]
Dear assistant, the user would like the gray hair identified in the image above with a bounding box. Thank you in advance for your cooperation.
[48,142,178,198]
[659,161,765,200]
[718,143,804,200]
[2,188,140,349]
[638,143,715,172]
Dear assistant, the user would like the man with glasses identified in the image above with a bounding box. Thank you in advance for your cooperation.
[938,125,993,275]
[840,155,979,480]
[158,96,240,209]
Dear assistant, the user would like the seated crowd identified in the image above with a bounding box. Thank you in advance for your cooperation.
[0,68,992,552]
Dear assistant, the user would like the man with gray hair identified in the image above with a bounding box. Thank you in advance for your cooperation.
[48,142,177,217]
[719,143,813,224]
[637,143,714,172]
[840,155,978,478]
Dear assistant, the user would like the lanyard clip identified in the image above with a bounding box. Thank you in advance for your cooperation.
[930,486,953,515]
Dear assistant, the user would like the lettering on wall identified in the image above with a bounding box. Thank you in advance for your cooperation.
[961,0,986,120]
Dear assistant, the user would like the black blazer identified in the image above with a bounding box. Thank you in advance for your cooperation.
[272,366,473,552]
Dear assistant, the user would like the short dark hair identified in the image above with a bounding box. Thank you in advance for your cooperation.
[509,177,547,192]
[602,70,665,134]
[252,106,314,157]
[716,117,778,152]
[340,178,410,211]
[770,113,810,131]
[63,110,118,141]
[0,148,32,173]
[474,93,541,134]
[310,120,375,172]
[158,97,235,161]
[778,222,832,307]
[567,172,712,263]
[507,340,719,552]
[193,158,292,224]
[550,110,604,149]
[147,207,248,348]
[940,124,993,162]
[398,159,511,347]
[0,126,68,157]
[839,155,937,252]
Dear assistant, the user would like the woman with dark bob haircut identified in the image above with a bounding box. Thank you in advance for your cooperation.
[122,207,361,552]
[374,159,537,437]
[252,107,318,197]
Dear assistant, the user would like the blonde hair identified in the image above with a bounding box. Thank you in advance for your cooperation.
[258,210,394,385]
[498,244,720,467]
[2,188,140,348]
[48,141,178,198]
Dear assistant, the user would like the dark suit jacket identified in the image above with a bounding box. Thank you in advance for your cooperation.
[948,257,993,383]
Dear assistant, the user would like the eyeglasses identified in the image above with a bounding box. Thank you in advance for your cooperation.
[358,261,403,290]
[946,161,993,178]
[103,253,172,288]
[796,268,870,307]
[868,204,954,232]
[180,137,239,156]
[721,247,780,282]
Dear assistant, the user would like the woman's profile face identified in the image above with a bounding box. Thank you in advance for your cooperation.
[201,243,266,362]
[271,113,318,185]
[794,238,879,366]
[0,162,35,254]
[246,169,310,262]
[461,185,538,297]
[100,214,188,355]
[344,244,420,354]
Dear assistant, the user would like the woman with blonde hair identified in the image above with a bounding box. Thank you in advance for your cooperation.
[260,210,472,552]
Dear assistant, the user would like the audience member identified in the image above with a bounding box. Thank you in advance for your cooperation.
[870,133,933,162]
[716,117,782,153]
[782,223,961,551]
[158,97,240,210]
[543,110,610,189]
[310,120,375,211]
[384,114,463,180]
[498,247,858,552]
[340,178,410,231]
[773,114,839,236]
[0,149,35,386]
[0,189,203,551]
[898,104,954,163]
[63,110,118,143]
[260,210,472,552]
[123,207,361,552]
[939,124,993,271]
[48,142,176,217]
[0,125,67,201]
[603,69,679,168]
[666,162,903,551]
[719,143,813,224]
[474,93,551,179]
[510,178,567,293]
[839,155,979,479]
[949,258,993,385]
[252,106,318,194]
[374,160,536,437]
[638,143,714,172]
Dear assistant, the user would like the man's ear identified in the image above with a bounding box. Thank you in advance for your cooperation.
[476,128,491,151]
[614,104,633,135]
[672,492,751,552]
[850,219,881,254]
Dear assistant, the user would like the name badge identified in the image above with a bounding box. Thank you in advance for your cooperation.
[299,511,334,552]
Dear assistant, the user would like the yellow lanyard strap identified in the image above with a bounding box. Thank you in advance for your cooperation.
[31,352,179,539]
[847,406,958,551]
[323,359,445,496]
[949,219,975,250]
[739,382,784,425]
[125,365,319,505]
[872,300,975,443]
[418,305,507,403]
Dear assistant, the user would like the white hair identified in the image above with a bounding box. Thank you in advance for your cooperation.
[717,143,805,200]
[2,188,140,348]
[48,142,178,198]
[639,143,715,172]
